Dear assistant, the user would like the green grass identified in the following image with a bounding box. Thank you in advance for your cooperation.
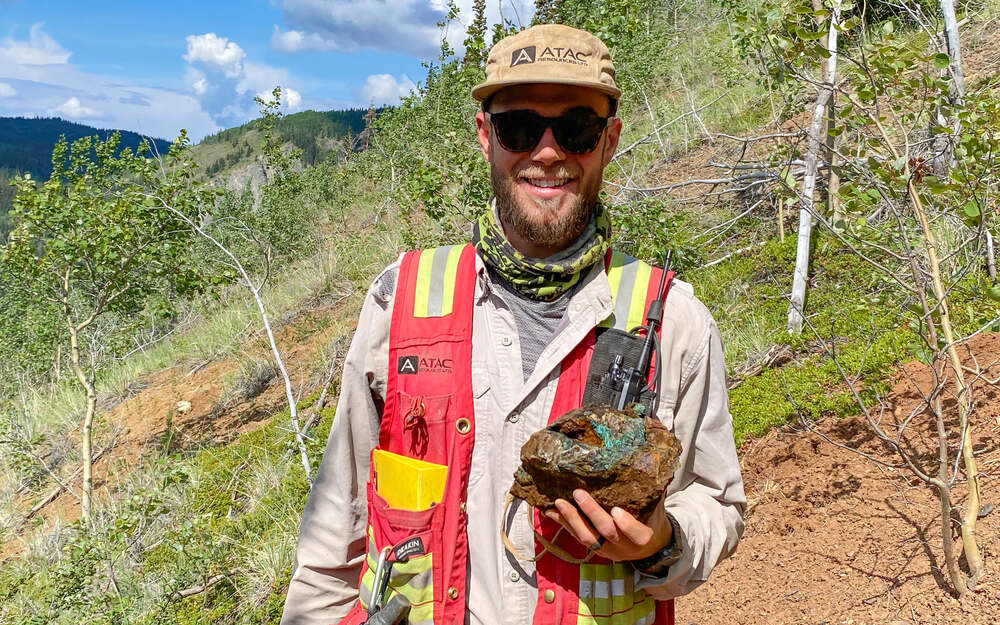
[0,394,335,625]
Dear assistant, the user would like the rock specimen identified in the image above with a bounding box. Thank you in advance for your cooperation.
[509,404,682,522]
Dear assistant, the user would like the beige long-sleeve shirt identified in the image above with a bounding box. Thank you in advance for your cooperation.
[281,252,745,625]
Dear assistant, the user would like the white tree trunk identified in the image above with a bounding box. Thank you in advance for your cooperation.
[153,198,313,482]
[788,1,841,334]
[932,0,966,176]
[941,0,965,100]
[987,230,997,282]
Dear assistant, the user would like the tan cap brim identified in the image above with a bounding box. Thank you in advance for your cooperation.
[471,77,622,103]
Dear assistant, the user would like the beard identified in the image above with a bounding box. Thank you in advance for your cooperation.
[492,163,602,256]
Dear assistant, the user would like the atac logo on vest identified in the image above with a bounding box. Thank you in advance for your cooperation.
[397,355,454,375]
[510,44,590,68]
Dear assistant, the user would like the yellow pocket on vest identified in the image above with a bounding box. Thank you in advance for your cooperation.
[373,449,447,511]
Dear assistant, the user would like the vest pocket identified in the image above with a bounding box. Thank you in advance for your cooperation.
[396,389,454,466]
[362,481,443,625]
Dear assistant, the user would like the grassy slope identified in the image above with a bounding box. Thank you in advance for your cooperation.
[1,2,998,623]
[189,108,373,182]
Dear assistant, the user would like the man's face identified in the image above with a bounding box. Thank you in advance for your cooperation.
[476,84,622,259]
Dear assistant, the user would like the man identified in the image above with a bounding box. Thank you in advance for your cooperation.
[281,24,744,625]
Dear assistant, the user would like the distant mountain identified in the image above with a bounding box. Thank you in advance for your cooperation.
[1,109,379,240]
[197,108,378,172]
[0,117,173,181]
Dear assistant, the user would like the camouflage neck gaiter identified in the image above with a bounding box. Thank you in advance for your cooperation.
[472,202,611,301]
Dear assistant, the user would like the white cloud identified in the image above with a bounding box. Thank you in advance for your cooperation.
[0,22,71,66]
[361,73,416,106]
[182,33,304,127]
[183,33,246,78]
[239,60,290,95]
[0,26,219,140]
[271,0,446,56]
[256,86,303,111]
[53,96,99,119]
[285,87,302,109]
[270,26,339,54]
[271,0,535,58]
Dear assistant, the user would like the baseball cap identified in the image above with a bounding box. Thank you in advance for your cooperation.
[471,24,621,103]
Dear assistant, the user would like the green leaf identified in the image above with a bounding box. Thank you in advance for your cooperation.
[906,342,933,365]
[963,201,981,218]
[933,53,951,70]
[987,286,1000,302]
[923,176,950,194]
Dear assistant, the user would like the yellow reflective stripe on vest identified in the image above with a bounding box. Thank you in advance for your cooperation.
[578,563,656,625]
[413,245,465,318]
[359,531,435,625]
[601,251,654,332]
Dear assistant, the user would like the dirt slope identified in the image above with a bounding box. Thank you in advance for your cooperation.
[681,332,1000,625]
[1,295,353,559]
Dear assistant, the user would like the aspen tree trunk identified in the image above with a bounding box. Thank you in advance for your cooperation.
[788,0,841,334]
[987,230,997,282]
[934,1,983,587]
[908,178,983,589]
[826,98,841,225]
[941,0,965,100]
[932,0,966,176]
[915,259,968,594]
[66,316,95,527]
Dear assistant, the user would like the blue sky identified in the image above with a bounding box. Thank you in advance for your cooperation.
[0,0,535,141]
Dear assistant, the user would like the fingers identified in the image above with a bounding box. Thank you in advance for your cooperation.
[572,490,620,542]
[608,506,655,546]
[545,490,623,555]
[549,498,603,549]
[543,490,669,561]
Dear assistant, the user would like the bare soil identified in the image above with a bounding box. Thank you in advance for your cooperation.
[1,295,353,559]
[681,332,1000,625]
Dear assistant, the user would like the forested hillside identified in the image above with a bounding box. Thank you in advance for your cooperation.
[194,106,376,176]
[0,117,172,180]
[1,1,998,623]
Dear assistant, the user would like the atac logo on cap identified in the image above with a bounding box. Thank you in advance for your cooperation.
[510,45,536,67]
[538,46,590,66]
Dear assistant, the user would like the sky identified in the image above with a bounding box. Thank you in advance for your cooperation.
[0,0,536,141]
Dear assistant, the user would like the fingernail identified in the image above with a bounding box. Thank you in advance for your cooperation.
[573,490,586,504]
[611,507,624,520]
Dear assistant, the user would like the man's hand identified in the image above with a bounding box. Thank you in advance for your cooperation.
[544,489,672,561]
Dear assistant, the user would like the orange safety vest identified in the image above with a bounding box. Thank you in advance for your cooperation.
[342,244,676,625]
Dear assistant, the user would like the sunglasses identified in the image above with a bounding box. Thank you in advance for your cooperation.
[488,107,609,155]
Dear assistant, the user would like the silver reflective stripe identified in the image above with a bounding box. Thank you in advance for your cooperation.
[390,567,433,590]
[612,258,639,331]
[359,576,373,609]
[425,245,453,317]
